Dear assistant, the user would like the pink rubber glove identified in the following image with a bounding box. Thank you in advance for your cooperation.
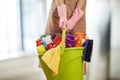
[66,8,84,32]
[57,4,67,29]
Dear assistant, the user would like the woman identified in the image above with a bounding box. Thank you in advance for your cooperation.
[44,0,87,75]
[45,0,86,35]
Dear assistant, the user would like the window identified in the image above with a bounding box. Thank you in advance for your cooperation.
[0,0,50,59]
[20,0,47,52]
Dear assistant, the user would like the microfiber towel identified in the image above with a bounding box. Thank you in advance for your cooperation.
[41,43,61,75]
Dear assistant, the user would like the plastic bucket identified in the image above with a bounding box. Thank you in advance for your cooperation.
[38,29,84,80]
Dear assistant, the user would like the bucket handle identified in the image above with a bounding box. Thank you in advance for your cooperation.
[61,29,66,55]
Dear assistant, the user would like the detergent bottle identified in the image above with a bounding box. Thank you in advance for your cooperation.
[36,39,46,55]
[53,35,62,47]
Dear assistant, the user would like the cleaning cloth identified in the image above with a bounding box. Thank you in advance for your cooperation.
[41,43,61,75]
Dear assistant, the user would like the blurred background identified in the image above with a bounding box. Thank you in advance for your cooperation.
[0,0,120,80]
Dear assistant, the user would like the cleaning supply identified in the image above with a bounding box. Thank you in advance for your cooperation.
[75,32,86,47]
[51,34,56,40]
[42,35,53,44]
[37,45,46,55]
[42,35,53,50]
[36,39,42,46]
[46,35,53,44]
[66,34,75,47]
[41,40,47,49]
[38,29,84,80]
[40,34,48,49]
[36,39,46,55]
[40,34,46,39]
[53,35,61,47]
[42,43,61,75]
[47,44,53,50]
[82,39,93,62]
